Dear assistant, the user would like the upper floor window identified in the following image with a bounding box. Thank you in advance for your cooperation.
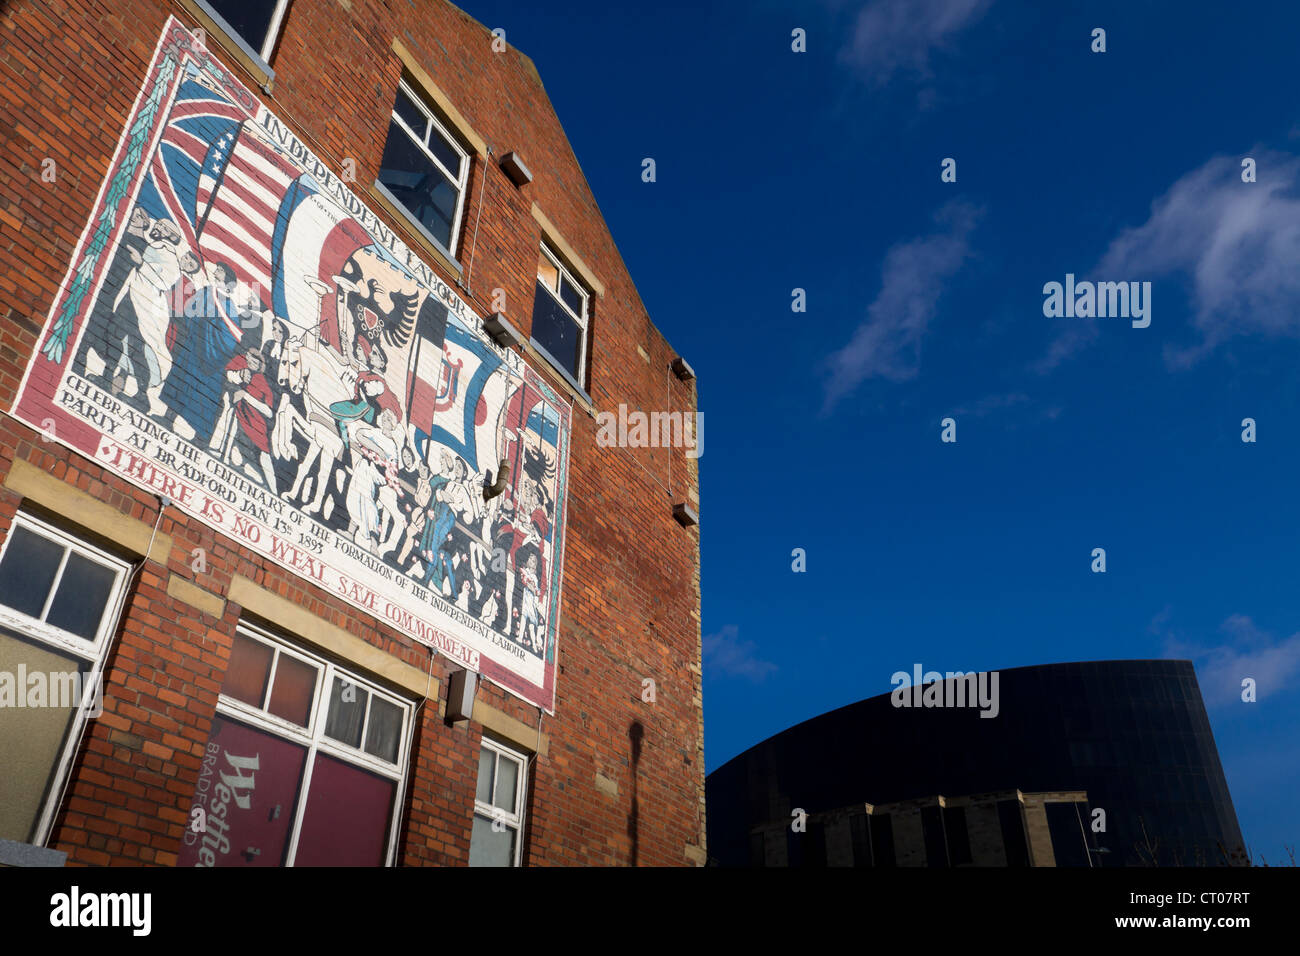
[0,513,131,845]
[531,244,590,389]
[196,0,291,65]
[377,80,471,258]
[470,737,528,866]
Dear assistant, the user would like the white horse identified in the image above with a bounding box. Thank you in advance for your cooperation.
[271,334,355,514]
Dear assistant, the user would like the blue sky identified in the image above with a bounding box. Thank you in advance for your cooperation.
[462,0,1300,863]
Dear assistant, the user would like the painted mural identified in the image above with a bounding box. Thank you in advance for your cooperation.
[12,19,570,712]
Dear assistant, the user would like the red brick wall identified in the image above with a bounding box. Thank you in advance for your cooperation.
[0,0,703,866]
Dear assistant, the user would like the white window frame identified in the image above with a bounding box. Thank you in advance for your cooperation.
[385,78,472,258]
[193,0,291,67]
[534,243,591,389]
[211,622,416,867]
[0,512,132,844]
[472,736,529,867]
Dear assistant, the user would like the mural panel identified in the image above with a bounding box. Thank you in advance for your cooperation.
[12,19,570,712]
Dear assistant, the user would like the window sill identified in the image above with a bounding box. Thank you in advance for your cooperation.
[526,336,595,416]
[175,0,277,93]
[369,180,464,279]
[0,838,67,867]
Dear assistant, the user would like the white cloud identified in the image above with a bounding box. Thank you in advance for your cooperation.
[703,625,777,682]
[1033,320,1099,375]
[823,202,979,409]
[1163,613,1300,708]
[840,0,993,87]
[1039,151,1300,370]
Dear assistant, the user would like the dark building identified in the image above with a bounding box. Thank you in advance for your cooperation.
[707,660,1246,867]
[757,789,1094,868]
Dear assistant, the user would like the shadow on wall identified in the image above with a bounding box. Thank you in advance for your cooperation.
[629,720,643,866]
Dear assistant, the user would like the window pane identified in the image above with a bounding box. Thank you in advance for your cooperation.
[475,748,494,805]
[425,123,464,182]
[378,121,458,250]
[294,754,396,866]
[558,274,585,318]
[364,696,403,763]
[469,813,516,867]
[537,252,559,291]
[494,754,518,814]
[0,628,84,843]
[392,87,428,140]
[177,715,307,867]
[206,0,278,56]
[45,552,116,640]
[324,676,367,748]
[223,633,273,708]
[267,653,318,727]
[0,525,65,619]
[531,282,583,383]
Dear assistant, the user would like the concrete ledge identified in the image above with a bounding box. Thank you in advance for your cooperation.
[390,38,488,157]
[594,772,618,797]
[519,336,596,417]
[684,844,707,866]
[530,203,606,298]
[4,458,172,563]
[0,837,66,867]
[227,575,436,700]
[476,699,548,756]
[166,574,226,619]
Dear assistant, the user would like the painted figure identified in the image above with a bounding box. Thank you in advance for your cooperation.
[330,341,401,453]
[159,261,244,444]
[347,408,401,552]
[210,347,278,493]
[272,330,353,513]
[74,205,152,386]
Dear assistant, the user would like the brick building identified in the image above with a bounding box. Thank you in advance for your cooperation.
[0,0,703,866]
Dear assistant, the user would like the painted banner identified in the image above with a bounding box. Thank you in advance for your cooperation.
[12,18,570,712]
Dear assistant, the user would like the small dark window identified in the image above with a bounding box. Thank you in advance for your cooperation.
[531,245,590,388]
[1045,801,1091,867]
[0,525,66,619]
[870,813,896,867]
[921,805,949,867]
[223,632,274,708]
[850,813,873,867]
[807,820,827,867]
[45,554,117,640]
[202,0,291,62]
[377,81,470,256]
[324,675,368,748]
[364,696,404,763]
[998,799,1032,867]
[943,806,973,865]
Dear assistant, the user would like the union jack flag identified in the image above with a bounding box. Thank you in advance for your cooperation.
[141,79,301,313]
[140,80,245,255]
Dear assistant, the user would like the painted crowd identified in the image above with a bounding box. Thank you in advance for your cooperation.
[69,201,562,657]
